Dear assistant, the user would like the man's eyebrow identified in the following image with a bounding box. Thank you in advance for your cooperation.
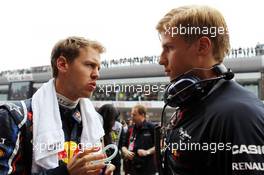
[162,44,168,48]
[85,59,101,69]
[162,43,174,48]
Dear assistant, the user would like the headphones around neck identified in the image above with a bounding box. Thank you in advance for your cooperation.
[163,64,234,108]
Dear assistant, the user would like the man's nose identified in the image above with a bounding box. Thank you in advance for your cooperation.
[91,68,100,80]
[159,54,167,66]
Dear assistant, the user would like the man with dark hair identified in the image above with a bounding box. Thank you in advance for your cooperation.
[122,105,156,175]
[0,36,114,174]
[98,104,124,175]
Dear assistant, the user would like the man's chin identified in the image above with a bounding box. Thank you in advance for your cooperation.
[170,73,185,82]
[86,95,92,98]
[169,76,177,82]
[80,92,93,98]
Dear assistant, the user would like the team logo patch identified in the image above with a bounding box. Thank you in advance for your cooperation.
[0,149,5,158]
[73,111,82,123]
[179,127,192,141]
[58,141,81,164]
[172,149,181,160]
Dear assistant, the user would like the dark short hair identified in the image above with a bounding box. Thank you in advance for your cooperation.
[97,104,120,145]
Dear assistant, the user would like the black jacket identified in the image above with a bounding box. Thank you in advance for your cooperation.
[122,120,157,174]
[163,80,264,175]
[0,99,83,174]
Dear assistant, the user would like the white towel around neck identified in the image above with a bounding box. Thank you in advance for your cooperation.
[31,79,104,173]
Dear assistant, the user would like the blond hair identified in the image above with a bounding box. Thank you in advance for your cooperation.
[51,36,105,77]
[156,5,230,62]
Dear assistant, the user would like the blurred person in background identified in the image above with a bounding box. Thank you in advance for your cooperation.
[98,104,124,175]
[122,105,156,175]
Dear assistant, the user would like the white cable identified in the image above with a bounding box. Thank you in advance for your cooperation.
[92,144,118,164]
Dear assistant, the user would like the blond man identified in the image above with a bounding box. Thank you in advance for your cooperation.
[157,5,264,175]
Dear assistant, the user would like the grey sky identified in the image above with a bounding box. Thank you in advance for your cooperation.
[0,0,263,71]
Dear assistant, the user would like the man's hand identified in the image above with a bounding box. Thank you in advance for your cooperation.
[123,149,135,160]
[67,147,106,175]
[122,146,135,160]
[137,149,150,157]
[104,164,115,175]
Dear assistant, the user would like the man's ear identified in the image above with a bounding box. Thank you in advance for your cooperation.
[56,56,68,74]
[197,36,212,56]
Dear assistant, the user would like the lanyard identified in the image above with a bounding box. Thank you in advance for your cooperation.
[128,126,137,151]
